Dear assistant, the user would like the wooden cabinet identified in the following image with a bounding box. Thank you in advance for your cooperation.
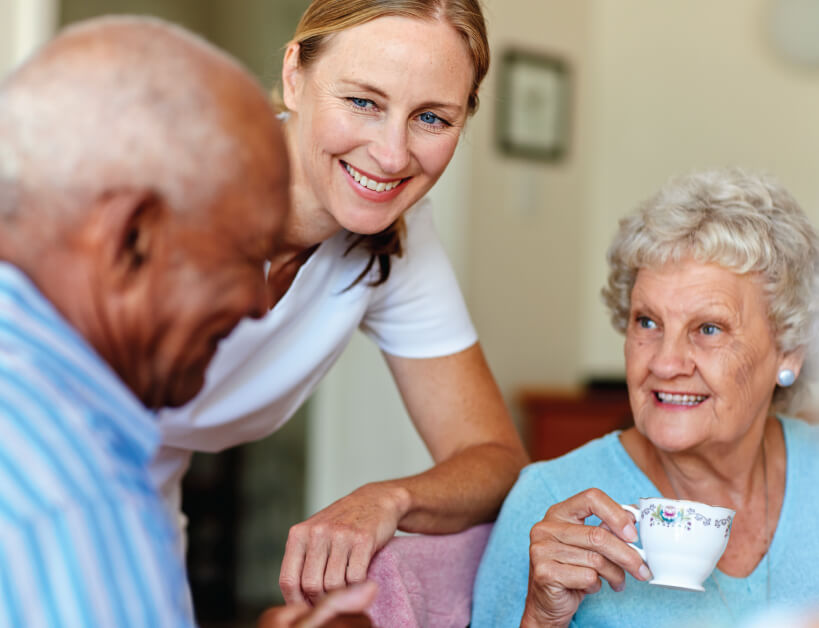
[520,387,633,461]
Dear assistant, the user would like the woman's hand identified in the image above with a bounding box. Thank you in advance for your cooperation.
[279,484,407,604]
[258,582,377,627]
[520,488,651,628]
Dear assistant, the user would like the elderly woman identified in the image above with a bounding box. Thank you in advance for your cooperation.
[472,169,819,627]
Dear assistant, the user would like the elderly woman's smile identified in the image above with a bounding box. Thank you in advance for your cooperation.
[626,259,782,453]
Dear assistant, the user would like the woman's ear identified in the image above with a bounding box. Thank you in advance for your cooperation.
[781,346,806,380]
[281,42,302,112]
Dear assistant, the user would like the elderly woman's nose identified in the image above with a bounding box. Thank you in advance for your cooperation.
[648,332,694,378]
[368,121,410,174]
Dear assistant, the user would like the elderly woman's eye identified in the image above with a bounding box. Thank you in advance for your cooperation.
[636,316,656,329]
[701,323,721,336]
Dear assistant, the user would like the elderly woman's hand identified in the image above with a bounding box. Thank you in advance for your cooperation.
[279,483,405,605]
[520,488,651,628]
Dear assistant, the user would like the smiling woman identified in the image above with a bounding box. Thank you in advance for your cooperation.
[153,0,529,613]
[280,14,471,239]
[473,169,819,627]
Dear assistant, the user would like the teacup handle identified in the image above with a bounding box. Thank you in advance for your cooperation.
[619,503,647,562]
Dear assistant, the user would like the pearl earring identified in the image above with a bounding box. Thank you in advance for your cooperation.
[777,368,796,387]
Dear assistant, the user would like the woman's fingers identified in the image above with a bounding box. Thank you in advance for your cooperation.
[523,488,651,627]
[301,531,333,603]
[543,518,648,583]
[323,542,353,592]
[536,532,629,591]
[346,540,375,586]
[547,488,639,544]
[279,487,400,604]
[280,527,309,604]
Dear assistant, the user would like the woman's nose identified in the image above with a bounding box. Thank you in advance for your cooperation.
[648,332,694,379]
[368,119,410,174]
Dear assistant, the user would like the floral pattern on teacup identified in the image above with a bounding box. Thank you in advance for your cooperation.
[641,504,733,537]
[647,504,691,528]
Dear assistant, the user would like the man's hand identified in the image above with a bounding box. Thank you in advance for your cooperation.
[257,582,377,628]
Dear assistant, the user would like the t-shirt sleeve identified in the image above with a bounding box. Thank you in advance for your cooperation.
[359,197,478,358]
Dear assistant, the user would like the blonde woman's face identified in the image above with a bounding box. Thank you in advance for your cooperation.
[283,15,473,234]
[624,259,797,454]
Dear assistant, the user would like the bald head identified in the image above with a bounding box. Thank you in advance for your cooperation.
[0,16,280,229]
[0,17,290,409]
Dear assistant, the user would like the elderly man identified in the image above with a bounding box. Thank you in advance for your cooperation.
[0,16,374,627]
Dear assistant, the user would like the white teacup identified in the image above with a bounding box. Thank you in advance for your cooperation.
[620,497,735,592]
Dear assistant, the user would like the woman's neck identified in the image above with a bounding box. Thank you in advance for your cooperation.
[621,417,782,510]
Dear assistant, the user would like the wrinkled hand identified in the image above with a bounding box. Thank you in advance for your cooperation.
[258,582,377,628]
[521,488,650,628]
[280,484,406,604]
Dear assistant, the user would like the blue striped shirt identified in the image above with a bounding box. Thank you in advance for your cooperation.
[0,262,194,627]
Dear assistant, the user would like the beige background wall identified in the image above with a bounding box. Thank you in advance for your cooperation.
[579,0,819,378]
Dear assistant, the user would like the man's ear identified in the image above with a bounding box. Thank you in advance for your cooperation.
[86,189,167,286]
[281,41,303,112]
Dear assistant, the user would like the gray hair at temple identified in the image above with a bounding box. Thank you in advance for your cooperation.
[0,16,253,231]
[602,168,819,409]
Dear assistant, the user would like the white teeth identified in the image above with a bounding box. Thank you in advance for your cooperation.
[344,163,402,193]
[657,392,707,406]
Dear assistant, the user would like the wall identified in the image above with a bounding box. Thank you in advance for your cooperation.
[579,0,819,377]
[467,0,595,402]
[0,0,57,77]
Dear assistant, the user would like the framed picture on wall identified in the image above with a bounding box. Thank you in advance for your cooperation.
[496,49,570,162]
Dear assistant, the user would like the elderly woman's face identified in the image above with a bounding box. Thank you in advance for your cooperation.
[624,259,787,453]
[283,15,473,235]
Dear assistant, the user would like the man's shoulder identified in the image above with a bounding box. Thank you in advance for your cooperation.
[0,356,134,521]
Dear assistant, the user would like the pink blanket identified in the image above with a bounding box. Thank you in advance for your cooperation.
[366,524,493,628]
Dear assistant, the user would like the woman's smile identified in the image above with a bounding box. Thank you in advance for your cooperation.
[652,390,709,407]
[341,160,409,201]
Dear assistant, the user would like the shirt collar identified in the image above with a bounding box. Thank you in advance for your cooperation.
[0,262,159,464]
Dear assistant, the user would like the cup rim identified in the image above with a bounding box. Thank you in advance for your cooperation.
[638,496,736,516]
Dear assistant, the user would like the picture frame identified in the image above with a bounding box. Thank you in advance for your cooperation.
[496,49,570,162]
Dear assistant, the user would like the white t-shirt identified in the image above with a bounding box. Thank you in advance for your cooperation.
[152,197,477,512]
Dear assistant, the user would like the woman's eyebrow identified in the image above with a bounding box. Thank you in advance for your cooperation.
[338,79,388,99]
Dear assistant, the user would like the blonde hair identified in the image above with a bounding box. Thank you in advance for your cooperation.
[602,168,819,408]
[286,0,489,286]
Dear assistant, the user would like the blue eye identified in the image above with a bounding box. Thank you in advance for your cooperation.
[637,316,657,329]
[349,97,374,109]
[418,111,449,127]
[701,323,721,336]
